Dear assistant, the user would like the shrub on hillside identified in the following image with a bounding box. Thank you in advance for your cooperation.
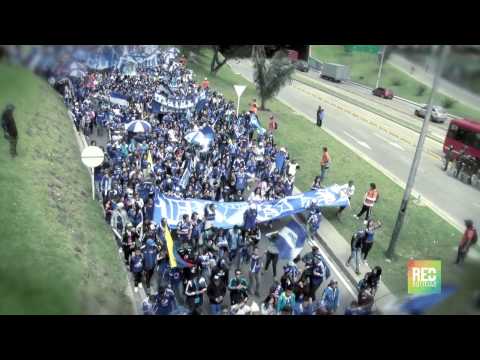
[442,97,457,109]
[416,85,427,97]
[391,78,403,86]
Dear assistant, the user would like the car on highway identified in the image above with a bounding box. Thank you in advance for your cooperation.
[296,60,309,72]
[414,105,448,123]
[372,87,394,99]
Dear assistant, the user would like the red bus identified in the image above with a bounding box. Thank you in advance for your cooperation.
[444,118,480,160]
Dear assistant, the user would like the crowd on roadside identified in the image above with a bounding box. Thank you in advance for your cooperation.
[55,47,384,315]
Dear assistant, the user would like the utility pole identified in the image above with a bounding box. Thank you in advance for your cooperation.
[375,45,386,89]
[386,45,450,261]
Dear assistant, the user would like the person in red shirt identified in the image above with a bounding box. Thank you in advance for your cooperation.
[354,183,379,222]
[455,220,477,265]
[319,147,331,182]
[249,99,258,114]
[202,77,209,89]
[268,115,278,134]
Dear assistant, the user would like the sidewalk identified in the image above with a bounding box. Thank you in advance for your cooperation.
[388,53,480,111]
[292,188,397,314]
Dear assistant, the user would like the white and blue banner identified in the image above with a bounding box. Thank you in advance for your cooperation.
[275,221,308,260]
[110,92,129,107]
[153,92,195,113]
[153,184,350,229]
[250,113,266,135]
[184,126,215,152]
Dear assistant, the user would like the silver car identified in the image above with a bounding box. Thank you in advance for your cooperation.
[414,105,448,123]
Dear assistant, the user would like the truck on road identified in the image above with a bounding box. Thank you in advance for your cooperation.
[321,63,350,83]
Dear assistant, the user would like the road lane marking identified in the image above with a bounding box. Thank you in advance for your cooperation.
[373,133,405,151]
[343,131,372,150]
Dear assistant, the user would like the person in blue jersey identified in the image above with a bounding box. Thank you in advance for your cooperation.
[320,280,340,314]
[243,203,258,232]
[247,247,263,297]
[233,167,247,194]
[308,257,326,301]
[142,293,158,315]
[130,248,144,293]
[307,210,322,239]
[156,286,176,315]
[141,239,158,292]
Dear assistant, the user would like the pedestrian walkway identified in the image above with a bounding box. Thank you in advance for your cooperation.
[388,53,480,111]
[292,188,396,314]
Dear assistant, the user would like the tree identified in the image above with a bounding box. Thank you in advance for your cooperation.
[210,45,253,74]
[252,45,295,111]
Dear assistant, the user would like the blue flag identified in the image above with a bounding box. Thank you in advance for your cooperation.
[276,221,307,260]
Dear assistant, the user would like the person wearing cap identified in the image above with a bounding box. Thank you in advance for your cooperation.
[1,104,18,157]
[142,238,159,292]
[207,273,227,315]
[320,280,340,314]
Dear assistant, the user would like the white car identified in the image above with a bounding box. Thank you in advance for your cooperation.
[414,105,448,123]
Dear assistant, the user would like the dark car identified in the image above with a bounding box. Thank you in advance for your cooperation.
[372,87,394,99]
[295,60,309,72]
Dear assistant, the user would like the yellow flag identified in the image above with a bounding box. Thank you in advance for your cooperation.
[164,224,177,268]
[147,150,154,170]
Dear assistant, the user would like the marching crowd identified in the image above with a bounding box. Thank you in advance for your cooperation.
[59,48,383,315]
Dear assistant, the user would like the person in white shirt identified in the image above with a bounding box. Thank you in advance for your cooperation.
[336,180,355,219]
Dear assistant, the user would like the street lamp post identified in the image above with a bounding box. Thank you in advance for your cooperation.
[386,45,450,261]
[375,45,386,89]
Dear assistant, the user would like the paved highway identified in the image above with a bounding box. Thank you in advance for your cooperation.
[229,59,480,230]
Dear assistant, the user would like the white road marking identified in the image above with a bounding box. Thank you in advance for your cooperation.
[373,133,405,151]
[305,238,358,298]
[343,131,372,150]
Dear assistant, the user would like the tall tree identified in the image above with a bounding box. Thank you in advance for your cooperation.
[252,45,295,111]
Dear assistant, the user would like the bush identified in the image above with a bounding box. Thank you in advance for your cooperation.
[442,97,457,109]
[391,78,403,86]
[416,85,427,97]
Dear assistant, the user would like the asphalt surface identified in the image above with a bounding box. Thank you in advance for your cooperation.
[229,59,480,230]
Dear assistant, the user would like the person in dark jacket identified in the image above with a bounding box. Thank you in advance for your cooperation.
[142,238,158,292]
[346,229,366,275]
[207,274,227,315]
[243,203,258,232]
[316,106,324,127]
[184,266,207,314]
[228,268,248,305]
[1,104,18,157]
[130,248,144,292]
[156,286,176,315]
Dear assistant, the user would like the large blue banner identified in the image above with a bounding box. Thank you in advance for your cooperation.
[153,184,350,229]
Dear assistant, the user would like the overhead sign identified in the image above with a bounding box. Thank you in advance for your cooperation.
[81,146,104,168]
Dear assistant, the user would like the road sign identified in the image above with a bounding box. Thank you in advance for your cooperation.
[81,146,104,168]
[81,146,104,201]
[233,85,247,115]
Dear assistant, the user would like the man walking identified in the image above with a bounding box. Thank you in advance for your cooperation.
[264,234,280,280]
[316,106,324,127]
[455,220,478,265]
[320,280,340,314]
[248,246,263,297]
[1,104,18,157]
[354,183,379,222]
[319,147,331,182]
[336,180,355,219]
[346,229,366,275]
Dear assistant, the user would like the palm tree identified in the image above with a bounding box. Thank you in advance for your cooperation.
[252,45,295,111]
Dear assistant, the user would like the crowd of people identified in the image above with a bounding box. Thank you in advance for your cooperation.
[56,47,384,315]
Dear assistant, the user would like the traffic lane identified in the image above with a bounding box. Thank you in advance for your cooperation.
[298,69,450,136]
[240,62,476,227]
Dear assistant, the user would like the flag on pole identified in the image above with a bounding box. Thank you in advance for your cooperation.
[147,150,154,171]
[164,224,177,268]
